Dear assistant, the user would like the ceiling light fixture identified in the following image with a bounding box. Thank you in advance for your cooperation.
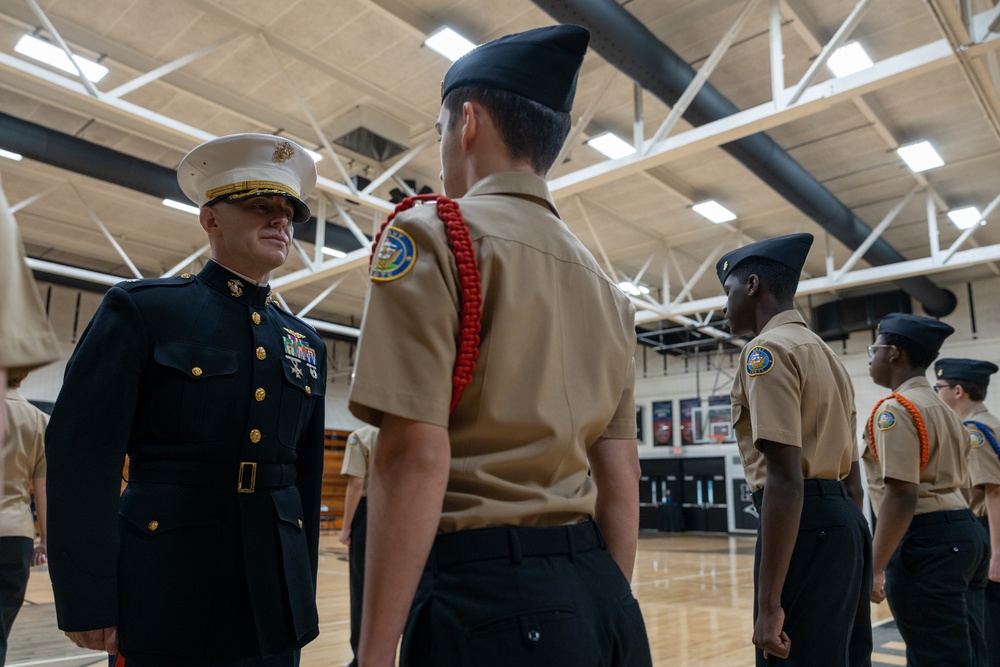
[946,206,983,230]
[827,42,873,78]
[162,199,200,215]
[618,281,650,296]
[14,34,108,83]
[692,200,737,223]
[424,27,476,62]
[0,148,23,161]
[587,132,636,160]
[322,246,347,258]
[897,141,944,173]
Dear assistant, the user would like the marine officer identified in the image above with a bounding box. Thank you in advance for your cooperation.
[863,314,988,666]
[349,25,652,667]
[46,133,327,666]
[935,357,1000,662]
[719,233,872,666]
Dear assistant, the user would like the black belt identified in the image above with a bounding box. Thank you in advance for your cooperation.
[429,520,606,570]
[128,459,296,493]
[751,478,846,510]
[908,508,974,528]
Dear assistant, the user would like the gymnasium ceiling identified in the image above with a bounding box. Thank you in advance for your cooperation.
[2,0,1000,345]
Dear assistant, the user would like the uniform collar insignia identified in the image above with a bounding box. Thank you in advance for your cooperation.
[228,278,244,298]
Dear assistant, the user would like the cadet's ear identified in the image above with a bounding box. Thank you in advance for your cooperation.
[746,274,760,297]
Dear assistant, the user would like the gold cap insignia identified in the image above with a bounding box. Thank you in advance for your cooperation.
[273,141,295,163]
[937,368,944,376]
[723,260,728,271]
[228,278,244,297]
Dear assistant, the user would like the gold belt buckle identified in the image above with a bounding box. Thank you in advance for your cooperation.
[237,461,257,493]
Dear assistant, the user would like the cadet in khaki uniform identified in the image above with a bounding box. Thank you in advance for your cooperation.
[349,25,652,667]
[863,314,988,666]
[338,424,377,667]
[718,233,872,666]
[934,358,1000,662]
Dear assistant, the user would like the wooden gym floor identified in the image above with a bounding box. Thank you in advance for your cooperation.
[8,532,900,667]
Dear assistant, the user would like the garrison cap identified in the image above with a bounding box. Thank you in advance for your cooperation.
[441,25,590,112]
[934,358,999,385]
[877,313,954,355]
[716,233,814,285]
[177,133,317,223]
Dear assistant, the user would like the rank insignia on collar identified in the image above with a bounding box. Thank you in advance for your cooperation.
[745,346,774,377]
[265,290,275,306]
[877,410,896,430]
[371,228,417,282]
[228,278,244,298]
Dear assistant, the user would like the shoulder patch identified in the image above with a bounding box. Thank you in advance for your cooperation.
[371,227,416,282]
[877,409,896,430]
[969,429,986,448]
[746,346,774,377]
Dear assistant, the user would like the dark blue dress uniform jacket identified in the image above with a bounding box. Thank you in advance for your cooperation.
[46,260,326,662]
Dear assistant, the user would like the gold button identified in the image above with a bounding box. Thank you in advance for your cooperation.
[250,429,262,443]
[180,273,191,279]
[252,312,261,325]
[305,386,311,395]
[255,388,266,402]
[192,367,203,377]
[256,347,266,360]
[148,520,159,531]
[297,519,303,529]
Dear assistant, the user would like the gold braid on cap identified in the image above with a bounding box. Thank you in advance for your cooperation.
[370,194,482,414]
[867,393,930,471]
[206,180,299,201]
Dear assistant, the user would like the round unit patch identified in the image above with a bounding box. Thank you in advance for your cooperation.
[877,410,896,430]
[969,430,986,448]
[746,346,774,377]
[371,228,417,282]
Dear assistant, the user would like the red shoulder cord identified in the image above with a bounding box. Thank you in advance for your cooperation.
[867,393,930,471]
[370,194,482,414]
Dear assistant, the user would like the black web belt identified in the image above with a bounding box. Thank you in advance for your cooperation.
[128,459,296,493]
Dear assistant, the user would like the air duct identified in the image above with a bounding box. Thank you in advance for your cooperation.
[0,112,364,253]
[533,0,957,317]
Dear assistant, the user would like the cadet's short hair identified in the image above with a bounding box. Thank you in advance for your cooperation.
[951,380,988,402]
[444,85,571,174]
[729,257,800,301]
[881,332,939,370]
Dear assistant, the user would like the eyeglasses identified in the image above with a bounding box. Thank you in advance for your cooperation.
[933,383,954,393]
[867,344,894,360]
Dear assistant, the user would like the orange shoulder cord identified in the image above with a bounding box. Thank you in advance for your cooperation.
[866,393,930,471]
[370,194,482,414]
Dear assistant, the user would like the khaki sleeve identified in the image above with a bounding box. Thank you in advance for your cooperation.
[340,432,368,478]
[873,400,921,484]
[602,351,637,440]
[967,424,1000,488]
[349,211,460,428]
[744,342,802,449]
[32,410,49,478]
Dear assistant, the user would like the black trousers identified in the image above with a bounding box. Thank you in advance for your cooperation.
[400,521,652,667]
[0,536,32,667]
[976,516,1000,666]
[117,649,299,666]
[753,480,873,667]
[886,509,988,667]
[347,497,367,667]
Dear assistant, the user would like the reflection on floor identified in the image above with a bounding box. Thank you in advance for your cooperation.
[8,532,900,667]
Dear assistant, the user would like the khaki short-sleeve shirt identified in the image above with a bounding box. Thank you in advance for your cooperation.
[349,172,637,532]
[340,425,377,497]
[0,211,60,371]
[2,389,48,538]
[730,310,858,492]
[861,376,969,515]
[964,404,1000,516]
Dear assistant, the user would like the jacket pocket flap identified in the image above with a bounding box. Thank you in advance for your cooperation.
[119,484,225,536]
[153,341,238,379]
[271,486,305,531]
